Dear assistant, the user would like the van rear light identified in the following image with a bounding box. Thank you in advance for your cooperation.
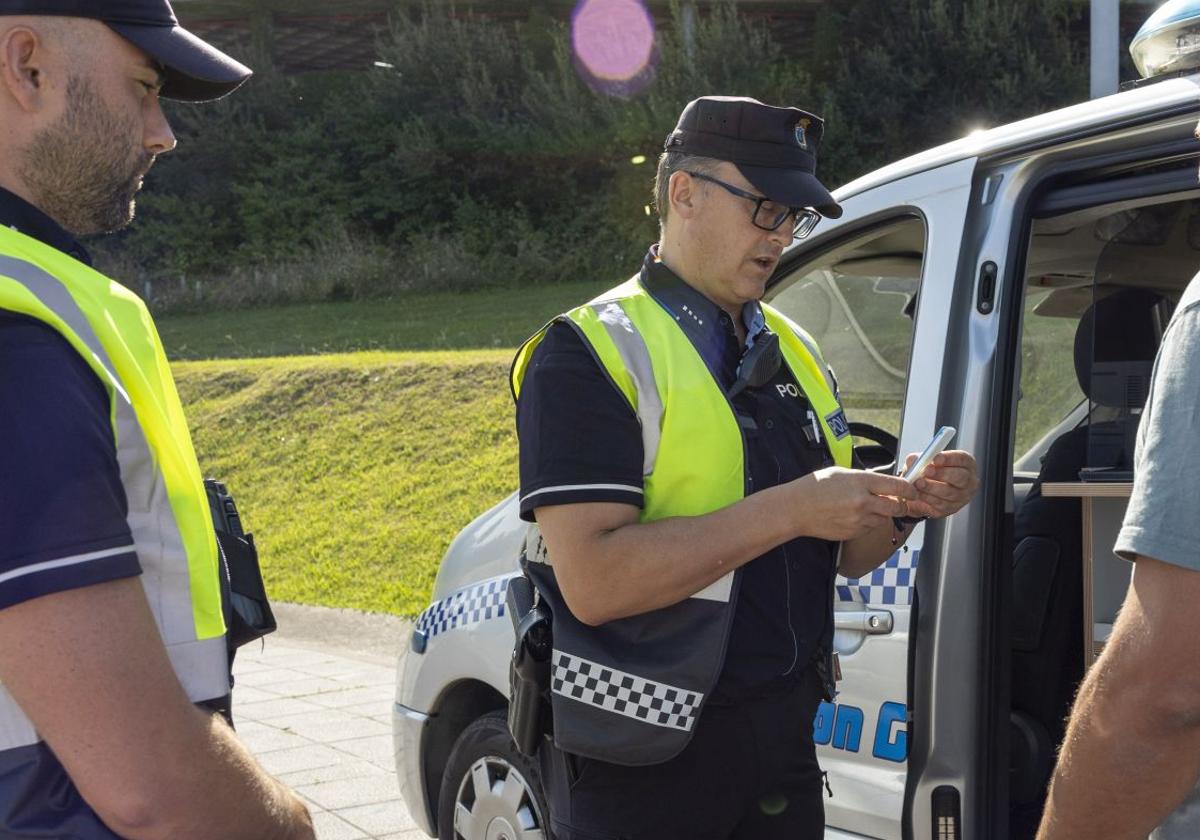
[931,785,961,840]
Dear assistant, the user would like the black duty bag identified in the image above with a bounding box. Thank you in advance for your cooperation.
[205,479,277,650]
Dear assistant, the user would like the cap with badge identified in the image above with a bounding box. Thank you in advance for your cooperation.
[0,0,251,102]
[664,95,842,219]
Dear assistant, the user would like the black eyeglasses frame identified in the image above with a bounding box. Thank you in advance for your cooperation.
[682,170,822,240]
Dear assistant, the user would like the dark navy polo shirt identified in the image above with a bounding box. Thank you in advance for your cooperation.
[0,187,141,609]
[516,247,842,703]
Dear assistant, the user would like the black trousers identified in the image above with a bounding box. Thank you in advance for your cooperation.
[539,667,826,840]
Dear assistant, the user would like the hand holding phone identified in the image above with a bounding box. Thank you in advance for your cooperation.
[900,426,956,482]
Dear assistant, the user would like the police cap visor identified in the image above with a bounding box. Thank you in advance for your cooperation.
[664,96,843,220]
[0,0,251,102]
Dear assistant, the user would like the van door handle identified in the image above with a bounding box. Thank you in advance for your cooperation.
[834,609,894,635]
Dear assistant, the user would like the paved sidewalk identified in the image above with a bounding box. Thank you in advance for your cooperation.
[232,603,426,840]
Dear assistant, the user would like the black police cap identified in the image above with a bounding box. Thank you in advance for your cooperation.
[664,96,843,219]
[0,0,251,102]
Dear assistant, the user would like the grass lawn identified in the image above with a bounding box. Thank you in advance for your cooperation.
[159,280,607,360]
[176,350,518,617]
[168,283,1081,619]
[1016,291,1084,457]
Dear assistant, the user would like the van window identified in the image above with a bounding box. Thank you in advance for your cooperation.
[1007,190,1196,838]
[768,218,924,459]
[1014,195,1194,473]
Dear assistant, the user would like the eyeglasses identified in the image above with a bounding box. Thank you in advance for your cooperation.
[683,171,822,240]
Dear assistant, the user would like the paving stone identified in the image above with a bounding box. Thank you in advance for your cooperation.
[293,660,387,680]
[253,743,348,776]
[297,774,403,811]
[230,684,278,704]
[305,685,397,710]
[259,647,342,666]
[332,734,395,768]
[335,800,418,835]
[279,758,386,788]
[231,651,274,670]
[296,791,325,814]
[341,700,395,719]
[271,710,392,743]
[311,811,369,839]
[269,676,349,697]
[234,666,311,688]
[234,720,315,754]
[238,608,426,837]
[236,696,325,722]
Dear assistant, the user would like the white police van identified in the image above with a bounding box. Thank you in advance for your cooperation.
[393,3,1200,837]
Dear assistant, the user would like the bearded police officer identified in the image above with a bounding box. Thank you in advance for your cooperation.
[512,96,980,839]
[0,3,314,838]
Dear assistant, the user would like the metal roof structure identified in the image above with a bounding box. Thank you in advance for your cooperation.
[835,74,1200,202]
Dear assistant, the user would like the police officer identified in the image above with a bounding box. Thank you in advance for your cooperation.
[513,96,979,839]
[0,3,314,837]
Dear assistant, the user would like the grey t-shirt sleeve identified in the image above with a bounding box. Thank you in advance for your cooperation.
[1115,304,1200,568]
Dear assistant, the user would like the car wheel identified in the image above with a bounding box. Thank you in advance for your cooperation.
[437,710,551,840]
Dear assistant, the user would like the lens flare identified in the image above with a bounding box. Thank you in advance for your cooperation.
[571,0,656,96]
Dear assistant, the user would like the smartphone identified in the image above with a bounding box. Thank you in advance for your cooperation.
[900,426,956,481]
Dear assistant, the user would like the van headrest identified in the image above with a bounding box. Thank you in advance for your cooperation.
[1073,288,1162,402]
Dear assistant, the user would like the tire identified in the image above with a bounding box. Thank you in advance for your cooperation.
[437,710,552,840]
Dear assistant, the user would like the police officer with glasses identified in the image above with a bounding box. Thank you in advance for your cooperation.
[0,2,313,837]
[512,96,979,839]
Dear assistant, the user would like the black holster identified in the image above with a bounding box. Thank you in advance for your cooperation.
[205,479,278,654]
[506,574,552,757]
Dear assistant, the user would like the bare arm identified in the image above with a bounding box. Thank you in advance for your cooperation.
[535,467,918,626]
[1037,556,1200,840]
[838,518,917,580]
[0,577,314,840]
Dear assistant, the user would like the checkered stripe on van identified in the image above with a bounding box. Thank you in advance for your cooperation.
[415,576,509,639]
[836,548,920,606]
[552,650,703,732]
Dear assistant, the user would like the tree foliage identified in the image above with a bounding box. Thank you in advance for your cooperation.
[811,0,1087,184]
[91,0,1089,310]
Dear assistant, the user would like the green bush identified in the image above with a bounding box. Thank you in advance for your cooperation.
[90,0,1089,312]
[811,0,1088,185]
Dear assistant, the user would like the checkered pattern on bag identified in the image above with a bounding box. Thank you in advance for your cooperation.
[551,650,703,732]
[415,576,509,639]
[836,548,920,606]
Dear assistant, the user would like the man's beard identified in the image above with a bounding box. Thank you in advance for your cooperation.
[19,75,154,237]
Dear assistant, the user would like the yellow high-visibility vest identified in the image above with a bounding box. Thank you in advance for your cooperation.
[511,274,852,765]
[0,225,228,753]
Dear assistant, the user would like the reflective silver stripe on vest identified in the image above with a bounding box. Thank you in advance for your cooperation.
[690,572,734,603]
[590,301,663,476]
[582,300,735,604]
[551,649,703,732]
[523,523,549,566]
[0,686,38,750]
[0,257,228,726]
[783,322,839,397]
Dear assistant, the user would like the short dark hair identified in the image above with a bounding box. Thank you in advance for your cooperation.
[653,152,724,229]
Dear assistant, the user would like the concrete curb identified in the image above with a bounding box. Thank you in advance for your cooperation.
[268,601,413,667]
